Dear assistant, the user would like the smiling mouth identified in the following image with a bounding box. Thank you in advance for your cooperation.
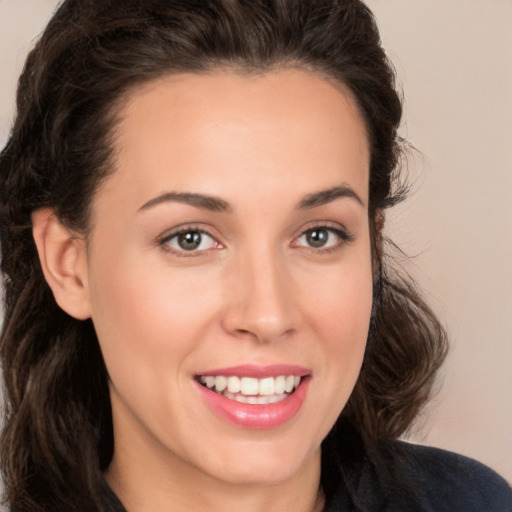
[197,375,302,405]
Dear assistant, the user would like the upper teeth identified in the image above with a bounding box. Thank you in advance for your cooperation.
[199,375,301,396]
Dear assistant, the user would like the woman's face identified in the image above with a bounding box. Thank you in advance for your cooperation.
[83,69,373,488]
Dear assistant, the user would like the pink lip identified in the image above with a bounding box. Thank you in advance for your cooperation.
[195,376,310,429]
[195,364,310,378]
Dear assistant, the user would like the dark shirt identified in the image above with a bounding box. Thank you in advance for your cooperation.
[325,441,512,511]
[101,441,512,511]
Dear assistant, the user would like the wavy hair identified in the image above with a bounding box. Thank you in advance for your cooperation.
[0,0,447,510]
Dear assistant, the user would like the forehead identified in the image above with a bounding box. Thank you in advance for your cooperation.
[104,69,370,211]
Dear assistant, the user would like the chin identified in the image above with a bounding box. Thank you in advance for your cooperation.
[196,437,322,486]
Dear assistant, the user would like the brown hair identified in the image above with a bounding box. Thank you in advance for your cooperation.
[0,0,447,510]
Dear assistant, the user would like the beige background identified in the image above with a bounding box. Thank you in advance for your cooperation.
[1,0,511,486]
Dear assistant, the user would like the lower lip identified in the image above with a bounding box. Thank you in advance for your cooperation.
[195,378,310,429]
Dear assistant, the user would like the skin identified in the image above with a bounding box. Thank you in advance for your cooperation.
[34,69,374,511]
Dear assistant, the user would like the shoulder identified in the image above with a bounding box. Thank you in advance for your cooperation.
[377,440,512,512]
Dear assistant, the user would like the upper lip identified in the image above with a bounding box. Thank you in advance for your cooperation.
[195,364,311,378]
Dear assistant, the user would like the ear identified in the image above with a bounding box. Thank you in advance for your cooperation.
[32,208,92,320]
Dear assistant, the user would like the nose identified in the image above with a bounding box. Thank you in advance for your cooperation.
[221,250,298,343]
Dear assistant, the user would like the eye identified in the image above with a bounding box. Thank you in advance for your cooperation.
[294,226,351,251]
[161,229,220,253]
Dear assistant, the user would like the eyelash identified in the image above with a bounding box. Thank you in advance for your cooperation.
[292,223,354,253]
[158,223,353,257]
[158,226,221,257]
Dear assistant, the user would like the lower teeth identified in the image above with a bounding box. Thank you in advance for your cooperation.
[221,390,289,404]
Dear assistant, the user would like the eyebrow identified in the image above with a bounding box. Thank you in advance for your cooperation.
[138,184,364,214]
[298,185,364,209]
[138,192,231,213]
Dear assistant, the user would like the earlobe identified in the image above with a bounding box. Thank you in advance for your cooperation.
[32,208,92,320]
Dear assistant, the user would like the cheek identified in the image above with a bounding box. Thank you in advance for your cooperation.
[308,251,374,341]
[86,250,219,385]
[86,255,227,438]
[290,252,373,445]
[331,281,372,384]
[306,250,374,392]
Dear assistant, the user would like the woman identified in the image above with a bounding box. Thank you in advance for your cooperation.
[0,0,510,511]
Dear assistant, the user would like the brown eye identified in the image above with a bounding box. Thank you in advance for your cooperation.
[304,229,330,248]
[163,230,219,252]
[294,226,350,251]
[177,231,203,251]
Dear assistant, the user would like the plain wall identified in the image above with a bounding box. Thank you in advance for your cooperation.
[1,0,511,486]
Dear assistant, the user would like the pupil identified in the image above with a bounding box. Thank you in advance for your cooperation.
[178,231,202,250]
[306,229,328,248]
